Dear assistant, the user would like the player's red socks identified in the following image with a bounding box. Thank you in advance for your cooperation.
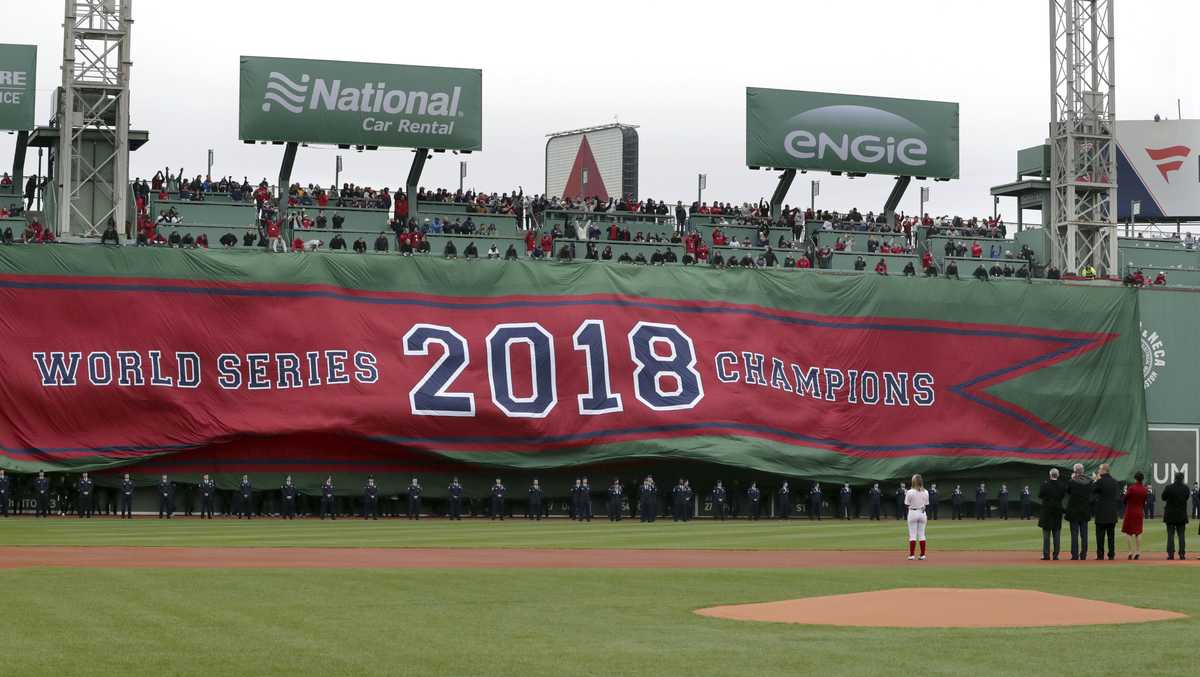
[909,540,916,556]
[919,540,926,556]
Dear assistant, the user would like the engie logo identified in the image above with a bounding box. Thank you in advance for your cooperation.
[783,105,929,168]
[1144,145,1191,182]
[261,70,463,120]
[1140,322,1166,389]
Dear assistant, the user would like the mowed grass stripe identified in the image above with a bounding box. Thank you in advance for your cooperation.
[0,566,1194,676]
[0,517,1158,552]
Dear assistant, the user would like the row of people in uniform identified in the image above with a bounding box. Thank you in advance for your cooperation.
[3,470,1197,521]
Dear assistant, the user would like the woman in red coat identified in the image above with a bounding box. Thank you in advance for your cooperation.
[1121,471,1148,560]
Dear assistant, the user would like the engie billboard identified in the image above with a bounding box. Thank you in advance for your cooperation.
[0,44,36,131]
[746,88,959,179]
[239,56,481,151]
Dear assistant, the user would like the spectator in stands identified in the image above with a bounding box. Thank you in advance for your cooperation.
[374,233,389,253]
[974,265,989,281]
[1,227,12,244]
[989,263,1003,278]
[1154,271,1167,286]
[531,246,544,260]
[617,251,633,264]
[242,229,257,247]
[971,241,983,258]
[290,236,304,252]
[1046,265,1061,280]
[25,174,39,209]
[874,259,888,275]
[266,221,283,253]
[854,256,866,271]
[180,232,195,248]
[504,244,518,260]
[1080,264,1097,279]
[330,233,346,251]
[944,260,959,280]
[763,247,777,267]
[902,261,916,277]
[797,254,812,269]
[100,221,120,246]
[194,233,208,249]
[331,213,344,230]
[444,240,458,259]
[353,238,367,254]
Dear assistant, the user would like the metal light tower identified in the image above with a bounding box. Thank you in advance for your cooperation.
[1049,0,1117,276]
[58,0,133,236]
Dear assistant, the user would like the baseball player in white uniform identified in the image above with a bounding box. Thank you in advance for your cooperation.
[905,474,930,560]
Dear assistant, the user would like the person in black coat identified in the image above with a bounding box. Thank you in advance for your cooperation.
[951,485,963,519]
[1038,468,1067,560]
[1144,487,1156,520]
[975,483,988,519]
[895,483,906,520]
[927,484,939,520]
[712,481,727,521]
[808,482,822,520]
[1020,486,1033,520]
[446,478,463,520]
[777,481,792,519]
[606,479,622,522]
[1092,464,1121,560]
[1160,472,1190,560]
[157,474,175,519]
[527,480,543,520]
[238,475,254,519]
[839,483,852,520]
[1065,464,1093,560]
[362,478,379,520]
[868,483,882,520]
[489,479,506,520]
[406,478,422,520]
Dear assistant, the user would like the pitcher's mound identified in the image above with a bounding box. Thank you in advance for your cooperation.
[695,588,1185,628]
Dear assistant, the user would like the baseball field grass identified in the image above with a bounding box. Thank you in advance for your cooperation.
[1,519,1195,677]
[0,515,1180,550]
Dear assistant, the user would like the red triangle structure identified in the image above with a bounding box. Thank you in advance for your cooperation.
[563,136,609,201]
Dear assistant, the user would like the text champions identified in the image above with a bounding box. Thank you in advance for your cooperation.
[32,349,379,391]
[715,351,935,407]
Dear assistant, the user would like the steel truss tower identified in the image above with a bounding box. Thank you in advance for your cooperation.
[58,0,132,237]
[1049,0,1117,276]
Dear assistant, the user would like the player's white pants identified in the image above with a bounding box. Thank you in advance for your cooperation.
[907,510,928,541]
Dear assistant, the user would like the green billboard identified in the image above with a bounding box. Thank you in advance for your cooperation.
[239,56,481,150]
[746,88,959,179]
[1138,289,1200,425]
[0,44,36,131]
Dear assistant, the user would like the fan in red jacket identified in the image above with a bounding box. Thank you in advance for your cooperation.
[696,244,709,262]
[712,229,727,246]
[608,223,619,240]
[970,242,982,258]
[921,251,934,269]
[291,237,304,252]
[1153,272,1167,286]
[540,233,554,254]
[875,259,888,275]
[797,256,812,269]
[524,229,537,254]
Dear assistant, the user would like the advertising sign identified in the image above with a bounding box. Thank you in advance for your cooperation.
[746,88,959,178]
[0,44,36,131]
[239,56,481,150]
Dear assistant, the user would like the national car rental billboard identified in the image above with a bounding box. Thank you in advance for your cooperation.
[239,56,482,151]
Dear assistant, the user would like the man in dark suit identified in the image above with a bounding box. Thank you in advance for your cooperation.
[1144,487,1156,520]
[528,480,544,521]
[975,483,988,519]
[0,469,8,517]
[490,479,506,520]
[951,485,963,519]
[35,471,50,517]
[1038,468,1067,560]
[868,483,882,520]
[997,484,1010,520]
[1065,464,1093,560]
[839,484,852,520]
[777,481,792,519]
[406,478,422,520]
[1092,464,1120,560]
[157,474,175,519]
[238,475,253,519]
[446,478,463,520]
[199,474,216,519]
[927,484,939,520]
[712,481,727,521]
[1161,472,1190,560]
[808,482,822,520]
[77,472,95,518]
[119,473,135,519]
[895,484,906,520]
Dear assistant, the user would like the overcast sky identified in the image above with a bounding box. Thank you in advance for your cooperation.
[3,0,1197,219]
